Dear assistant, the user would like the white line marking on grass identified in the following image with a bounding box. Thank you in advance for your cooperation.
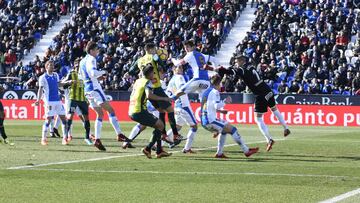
[319,188,360,203]
[8,140,279,170]
[20,168,360,180]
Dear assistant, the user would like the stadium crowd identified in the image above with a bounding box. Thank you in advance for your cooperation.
[0,0,67,76]
[230,0,360,95]
[3,0,245,90]
[1,0,360,96]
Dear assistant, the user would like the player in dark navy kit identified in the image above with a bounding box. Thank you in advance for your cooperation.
[216,55,290,151]
[0,85,9,144]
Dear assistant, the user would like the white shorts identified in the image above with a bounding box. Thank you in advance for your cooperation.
[202,119,228,134]
[179,78,210,95]
[65,100,83,116]
[44,101,66,118]
[85,89,107,108]
[149,109,159,118]
[175,106,197,126]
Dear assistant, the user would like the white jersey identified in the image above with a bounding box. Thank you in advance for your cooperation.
[166,74,190,108]
[79,54,105,92]
[200,87,225,125]
[38,72,60,104]
[173,51,217,80]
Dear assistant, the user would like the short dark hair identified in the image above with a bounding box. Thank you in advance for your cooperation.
[145,43,156,52]
[142,63,154,77]
[183,40,195,47]
[235,55,248,63]
[211,74,222,86]
[86,41,98,54]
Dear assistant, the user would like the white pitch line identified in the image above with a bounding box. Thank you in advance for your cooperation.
[319,188,360,203]
[7,140,279,170]
[20,168,360,180]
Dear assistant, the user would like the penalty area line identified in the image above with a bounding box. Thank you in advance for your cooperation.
[319,188,360,203]
[7,140,279,170]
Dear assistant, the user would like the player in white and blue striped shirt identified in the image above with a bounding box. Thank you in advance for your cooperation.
[79,42,130,151]
[200,74,259,158]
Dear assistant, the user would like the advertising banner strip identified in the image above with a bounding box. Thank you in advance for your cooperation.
[2,100,360,127]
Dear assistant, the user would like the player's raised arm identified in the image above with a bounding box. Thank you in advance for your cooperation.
[145,87,171,102]
[128,59,140,76]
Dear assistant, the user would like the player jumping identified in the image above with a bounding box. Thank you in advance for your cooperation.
[217,55,291,151]
[171,40,217,100]
[130,43,181,144]
[201,74,259,158]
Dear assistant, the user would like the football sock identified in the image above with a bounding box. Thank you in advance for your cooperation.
[216,133,227,155]
[156,137,162,154]
[61,119,67,139]
[95,118,103,139]
[108,113,122,135]
[0,118,7,139]
[146,129,161,151]
[255,116,272,143]
[272,109,288,129]
[184,127,197,150]
[49,119,54,133]
[84,120,90,139]
[166,129,174,142]
[129,124,142,141]
[168,112,179,136]
[42,121,50,140]
[231,127,249,153]
[159,113,166,134]
[66,119,73,137]
[54,116,61,129]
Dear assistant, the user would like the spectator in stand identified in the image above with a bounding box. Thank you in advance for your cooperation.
[352,72,360,95]
[4,50,16,70]
[0,51,4,74]
[277,80,289,94]
[322,79,333,94]
[288,81,300,94]
[229,0,360,95]
[24,0,244,91]
[0,0,62,75]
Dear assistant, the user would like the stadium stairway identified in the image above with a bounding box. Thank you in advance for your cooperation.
[216,5,257,66]
[21,14,72,66]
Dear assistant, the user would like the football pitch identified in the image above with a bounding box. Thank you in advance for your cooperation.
[0,120,359,203]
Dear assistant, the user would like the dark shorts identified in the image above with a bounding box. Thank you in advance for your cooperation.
[0,101,3,112]
[68,100,89,115]
[130,111,158,127]
[254,92,276,113]
[149,87,171,110]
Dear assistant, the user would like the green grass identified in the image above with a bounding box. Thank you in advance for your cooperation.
[0,120,359,203]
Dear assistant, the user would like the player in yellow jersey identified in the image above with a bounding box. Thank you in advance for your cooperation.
[62,58,92,145]
[130,43,181,144]
[129,64,172,159]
